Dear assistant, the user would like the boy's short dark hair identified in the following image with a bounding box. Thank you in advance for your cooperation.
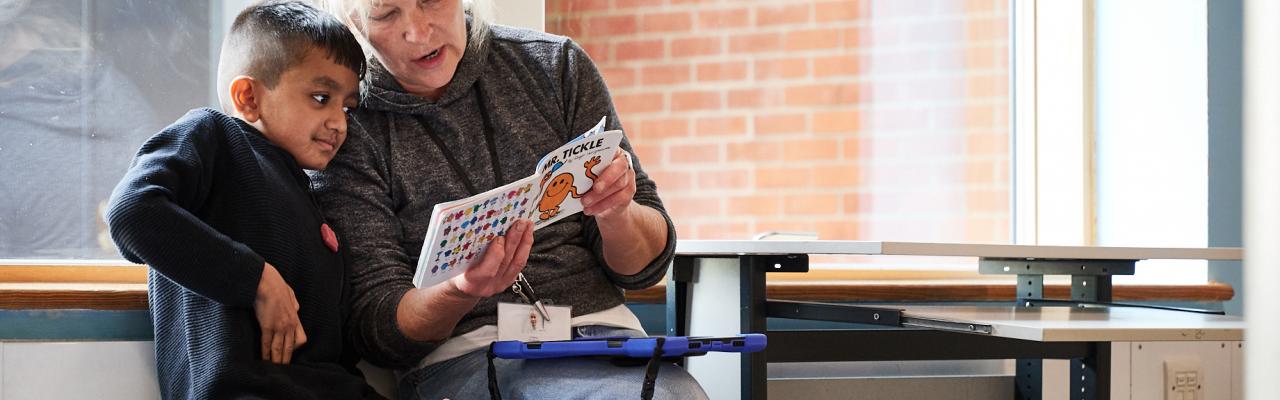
[216,0,366,113]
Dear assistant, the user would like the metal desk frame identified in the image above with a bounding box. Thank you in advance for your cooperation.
[664,241,1243,400]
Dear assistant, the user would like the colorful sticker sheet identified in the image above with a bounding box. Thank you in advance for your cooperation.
[415,181,536,288]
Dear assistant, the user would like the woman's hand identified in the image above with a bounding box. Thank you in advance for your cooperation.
[581,149,636,222]
[254,262,307,364]
[448,219,535,298]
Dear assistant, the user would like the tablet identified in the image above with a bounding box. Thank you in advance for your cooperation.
[490,334,767,360]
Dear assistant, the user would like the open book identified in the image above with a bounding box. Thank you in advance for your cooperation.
[413,118,624,288]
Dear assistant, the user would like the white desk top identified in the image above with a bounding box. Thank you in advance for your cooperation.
[675,240,1243,261]
[898,305,1244,342]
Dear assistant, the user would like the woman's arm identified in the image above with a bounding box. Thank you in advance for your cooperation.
[314,117,535,366]
[559,39,678,288]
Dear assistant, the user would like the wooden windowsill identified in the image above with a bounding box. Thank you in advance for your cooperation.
[0,263,1233,310]
[0,280,1233,310]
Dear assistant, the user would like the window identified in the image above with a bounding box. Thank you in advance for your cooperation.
[1,1,216,260]
[1014,0,1209,284]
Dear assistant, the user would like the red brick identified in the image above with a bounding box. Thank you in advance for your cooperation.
[545,17,584,37]
[586,15,638,36]
[616,39,665,62]
[671,90,722,111]
[785,83,861,106]
[640,64,691,86]
[728,88,785,109]
[695,61,748,82]
[785,194,840,215]
[842,27,863,49]
[729,32,784,54]
[965,132,1009,156]
[815,1,864,23]
[812,164,861,187]
[842,137,864,159]
[641,12,693,33]
[669,143,722,164]
[547,0,611,14]
[967,16,1008,42]
[696,168,750,189]
[630,117,691,140]
[671,36,723,58]
[756,4,811,27]
[783,139,840,162]
[754,58,809,80]
[696,8,750,30]
[756,166,812,189]
[613,92,664,115]
[646,169,693,191]
[580,42,610,62]
[728,195,782,216]
[755,219,816,234]
[842,193,863,214]
[616,0,665,9]
[815,219,860,240]
[727,141,782,163]
[695,115,748,136]
[664,195,723,219]
[965,188,1009,212]
[754,113,807,135]
[966,74,1008,98]
[695,222,752,240]
[812,54,861,78]
[599,66,637,88]
[812,109,861,134]
[785,29,840,51]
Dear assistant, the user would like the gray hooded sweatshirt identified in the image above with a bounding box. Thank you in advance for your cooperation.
[312,24,675,369]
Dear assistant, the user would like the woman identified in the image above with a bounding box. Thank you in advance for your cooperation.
[313,0,708,398]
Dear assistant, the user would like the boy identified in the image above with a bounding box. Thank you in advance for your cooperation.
[105,1,380,398]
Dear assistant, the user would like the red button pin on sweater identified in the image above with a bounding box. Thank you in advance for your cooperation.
[321,223,339,253]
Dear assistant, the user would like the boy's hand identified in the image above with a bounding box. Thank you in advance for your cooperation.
[254,262,307,364]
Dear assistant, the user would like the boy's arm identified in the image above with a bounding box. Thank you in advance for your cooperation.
[105,111,264,308]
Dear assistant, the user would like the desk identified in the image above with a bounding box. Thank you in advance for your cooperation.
[667,241,1244,400]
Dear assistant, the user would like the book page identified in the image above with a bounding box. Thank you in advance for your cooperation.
[413,175,539,288]
[412,117,618,288]
[530,129,624,229]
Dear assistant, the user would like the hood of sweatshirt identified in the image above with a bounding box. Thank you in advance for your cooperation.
[359,23,488,116]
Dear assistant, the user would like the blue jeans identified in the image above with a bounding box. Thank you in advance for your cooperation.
[401,325,709,400]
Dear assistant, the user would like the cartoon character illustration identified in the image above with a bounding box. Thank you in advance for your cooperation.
[537,156,602,221]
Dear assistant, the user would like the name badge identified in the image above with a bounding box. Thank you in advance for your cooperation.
[497,302,571,342]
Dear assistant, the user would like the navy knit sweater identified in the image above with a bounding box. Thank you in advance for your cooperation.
[106,108,379,399]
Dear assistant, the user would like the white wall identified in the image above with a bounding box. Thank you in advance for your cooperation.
[0,342,158,400]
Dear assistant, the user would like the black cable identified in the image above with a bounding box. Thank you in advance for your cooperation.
[641,337,666,400]
[487,342,503,400]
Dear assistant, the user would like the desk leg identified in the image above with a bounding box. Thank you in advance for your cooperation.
[666,257,694,338]
[740,256,767,400]
[684,257,749,400]
[1071,343,1111,400]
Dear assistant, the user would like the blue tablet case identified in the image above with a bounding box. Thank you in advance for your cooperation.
[491,334,767,359]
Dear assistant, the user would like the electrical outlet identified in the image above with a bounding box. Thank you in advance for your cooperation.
[1164,356,1203,400]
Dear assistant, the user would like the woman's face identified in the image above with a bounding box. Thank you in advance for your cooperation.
[364,0,467,99]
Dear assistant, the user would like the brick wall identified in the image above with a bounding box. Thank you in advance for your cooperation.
[545,0,1009,243]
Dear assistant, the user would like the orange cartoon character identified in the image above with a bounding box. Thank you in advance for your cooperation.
[537,156,602,221]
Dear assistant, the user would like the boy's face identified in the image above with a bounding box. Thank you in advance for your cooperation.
[255,49,360,170]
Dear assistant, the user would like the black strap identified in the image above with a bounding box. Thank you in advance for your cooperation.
[641,337,666,400]
[413,83,504,196]
[487,342,503,400]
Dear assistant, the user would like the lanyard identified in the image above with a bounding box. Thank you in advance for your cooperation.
[413,83,505,196]
[411,82,543,319]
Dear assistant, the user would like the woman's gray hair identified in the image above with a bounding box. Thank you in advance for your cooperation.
[321,0,493,54]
